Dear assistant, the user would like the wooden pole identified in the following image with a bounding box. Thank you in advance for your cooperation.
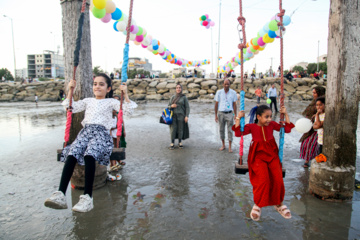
[309,0,360,201]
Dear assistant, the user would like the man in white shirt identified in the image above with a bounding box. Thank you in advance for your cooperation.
[268,84,278,112]
[214,79,237,152]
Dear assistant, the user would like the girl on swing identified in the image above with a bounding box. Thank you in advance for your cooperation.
[44,73,135,212]
[232,105,294,221]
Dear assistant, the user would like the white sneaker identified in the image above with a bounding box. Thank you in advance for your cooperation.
[44,191,68,209]
[116,174,122,181]
[107,173,116,181]
[72,194,94,213]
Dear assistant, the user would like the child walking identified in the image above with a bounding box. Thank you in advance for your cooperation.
[313,96,325,154]
[44,73,135,212]
[254,86,262,105]
[232,105,294,221]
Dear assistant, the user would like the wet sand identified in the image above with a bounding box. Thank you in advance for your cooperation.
[0,101,359,240]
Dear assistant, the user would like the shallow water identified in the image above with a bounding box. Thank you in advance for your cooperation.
[0,101,359,240]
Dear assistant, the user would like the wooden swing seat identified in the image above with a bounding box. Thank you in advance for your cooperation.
[235,163,286,178]
[57,147,126,161]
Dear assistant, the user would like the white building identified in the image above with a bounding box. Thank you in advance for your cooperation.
[16,68,28,79]
[27,51,64,79]
[317,54,327,63]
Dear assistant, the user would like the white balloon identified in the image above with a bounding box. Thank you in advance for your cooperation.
[116,21,127,32]
[295,118,313,133]
[129,33,136,41]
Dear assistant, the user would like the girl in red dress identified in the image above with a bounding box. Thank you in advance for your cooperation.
[232,105,294,221]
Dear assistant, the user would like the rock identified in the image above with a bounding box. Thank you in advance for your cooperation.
[127,85,135,91]
[188,88,200,93]
[39,94,58,101]
[188,83,200,89]
[296,86,310,92]
[316,79,324,86]
[133,87,146,94]
[248,87,256,94]
[289,81,298,88]
[295,78,307,86]
[296,91,307,96]
[162,92,173,100]
[186,78,194,84]
[207,89,216,94]
[245,92,254,99]
[156,82,168,89]
[201,80,217,87]
[146,94,163,101]
[211,85,218,91]
[138,81,149,89]
[157,89,169,94]
[0,94,14,101]
[284,84,296,93]
[148,81,158,88]
[131,94,146,100]
[199,90,207,95]
[166,83,177,89]
[186,92,199,100]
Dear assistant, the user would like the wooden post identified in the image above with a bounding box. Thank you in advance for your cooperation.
[61,0,107,189]
[309,0,360,201]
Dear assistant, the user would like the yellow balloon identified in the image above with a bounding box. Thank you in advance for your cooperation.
[134,41,141,45]
[262,34,271,43]
[105,1,116,13]
[258,46,265,51]
[90,0,94,10]
[93,0,106,9]
[268,37,275,43]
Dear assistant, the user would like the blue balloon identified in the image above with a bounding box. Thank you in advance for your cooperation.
[152,39,158,46]
[268,30,277,38]
[153,45,159,50]
[171,54,174,58]
[113,22,118,32]
[258,29,266,37]
[263,22,270,33]
[283,15,291,26]
[174,59,178,64]
[111,8,122,21]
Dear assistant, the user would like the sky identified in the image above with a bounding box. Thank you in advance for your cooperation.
[0,0,330,77]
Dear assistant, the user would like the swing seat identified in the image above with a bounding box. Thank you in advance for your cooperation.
[234,163,286,178]
[57,148,126,161]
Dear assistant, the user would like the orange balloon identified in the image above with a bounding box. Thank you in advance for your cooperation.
[246,42,249,48]
[253,45,260,50]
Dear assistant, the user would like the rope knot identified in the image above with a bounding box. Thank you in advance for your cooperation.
[237,16,246,25]
[277,9,285,17]
[238,43,246,50]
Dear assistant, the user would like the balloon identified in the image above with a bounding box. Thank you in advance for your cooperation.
[205,14,209,19]
[271,15,280,21]
[251,37,259,46]
[129,33,136,41]
[135,35,144,42]
[113,22,118,32]
[295,118,313,133]
[268,30,277,38]
[152,39,158,46]
[249,46,256,53]
[263,22,270,33]
[253,45,260,50]
[283,15,291,26]
[269,20,279,31]
[267,98,272,104]
[93,0,106,9]
[275,28,286,37]
[136,27,143,36]
[257,37,265,46]
[105,1,116,13]
[206,24,210,29]
[141,44,148,48]
[133,41,141,46]
[92,7,106,19]
[258,29,266,37]
[153,45,159,50]
[247,47,252,54]
[116,21,126,32]
[201,15,207,21]
[203,21,208,26]
[111,8,122,20]
[210,21,215,26]
[262,34,271,43]
[130,25,139,34]
[101,13,111,23]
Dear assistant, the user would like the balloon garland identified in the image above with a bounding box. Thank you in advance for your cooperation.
[199,14,215,29]
[218,15,291,74]
[91,0,210,68]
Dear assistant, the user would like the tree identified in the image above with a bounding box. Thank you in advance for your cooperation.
[0,68,14,81]
[309,0,359,201]
[93,66,104,75]
[159,73,167,78]
[307,62,327,74]
[292,65,304,73]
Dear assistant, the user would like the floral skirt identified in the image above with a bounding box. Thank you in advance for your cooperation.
[60,124,113,166]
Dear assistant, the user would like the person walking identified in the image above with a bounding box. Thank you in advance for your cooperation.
[168,84,190,149]
[268,84,278,113]
[214,79,237,152]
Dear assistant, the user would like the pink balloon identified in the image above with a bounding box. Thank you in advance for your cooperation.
[271,15,280,21]
[135,35,144,42]
[130,25,138,34]
[206,24,210,29]
[257,37,265,46]
[210,21,215,27]
[247,47,252,54]
[141,44,148,48]
[101,13,111,23]
[159,52,165,56]
[205,14,209,19]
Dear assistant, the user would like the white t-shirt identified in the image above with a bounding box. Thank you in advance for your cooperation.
[62,98,136,131]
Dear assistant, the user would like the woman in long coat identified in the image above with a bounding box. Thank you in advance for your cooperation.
[168,84,190,149]
[300,86,325,167]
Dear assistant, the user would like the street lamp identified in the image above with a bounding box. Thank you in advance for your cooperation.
[3,15,17,81]
[50,32,57,80]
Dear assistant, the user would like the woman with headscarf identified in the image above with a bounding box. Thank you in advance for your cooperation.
[300,86,326,167]
[168,84,190,149]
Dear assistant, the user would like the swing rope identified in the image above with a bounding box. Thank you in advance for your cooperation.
[237,0,246,165]
[278,0,285,163]
[64,0,88,147]
[116,0,134,148]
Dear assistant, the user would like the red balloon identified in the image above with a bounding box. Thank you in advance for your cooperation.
[202,21,208,26]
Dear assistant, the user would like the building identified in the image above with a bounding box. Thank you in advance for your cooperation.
[127,57,152,72]
[317,54,327,63]
[169,67,186,77]
[16,68,28,79]
[290,62,308,71]
[27,51,64,79]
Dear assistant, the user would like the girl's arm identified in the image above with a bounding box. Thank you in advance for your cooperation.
[184,96,190,123]
[120,84,131,103]
[232,111,251,137]
[313,112,324,129]
[61,79,86,113]
[279,106,290,124]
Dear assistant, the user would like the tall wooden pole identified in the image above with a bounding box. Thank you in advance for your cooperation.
[309,0,360,201]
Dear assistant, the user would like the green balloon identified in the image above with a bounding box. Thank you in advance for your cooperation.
[252,37,259,46]
[92,6,106,19]
[269,20,279,31]
[267,98,272,104]
[136,27,143,36]
[250,46,256,53]
[201,15,207,21]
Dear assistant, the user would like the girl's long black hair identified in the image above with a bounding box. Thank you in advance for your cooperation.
[96,73,113,98]
[249,105,271,123]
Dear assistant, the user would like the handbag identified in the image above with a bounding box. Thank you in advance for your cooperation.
[159,108,173,125]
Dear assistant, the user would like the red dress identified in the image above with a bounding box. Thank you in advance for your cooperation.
[232,121,295,207]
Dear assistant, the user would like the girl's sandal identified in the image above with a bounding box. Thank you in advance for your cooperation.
[110,165,117,172]
[274,205,292,219]
[169,144,175,150]
[250,205,261,221]
[119,161,126,166]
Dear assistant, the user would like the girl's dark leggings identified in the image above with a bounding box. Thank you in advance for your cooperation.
[58,155,96,197]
